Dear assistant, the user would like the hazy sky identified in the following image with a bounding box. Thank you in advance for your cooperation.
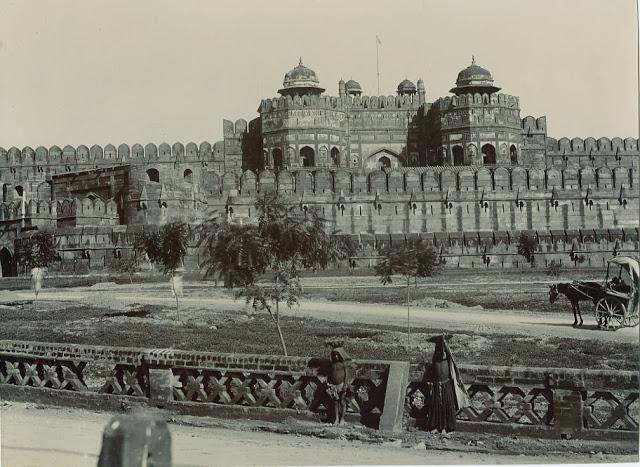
[0,0,638,148]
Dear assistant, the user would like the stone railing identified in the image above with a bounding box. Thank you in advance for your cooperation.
[0,340,407,432]
[0,340,637,439]
[407,364,638,439]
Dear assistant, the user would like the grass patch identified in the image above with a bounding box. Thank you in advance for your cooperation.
[0,302,635,370]
[303,284,576,313]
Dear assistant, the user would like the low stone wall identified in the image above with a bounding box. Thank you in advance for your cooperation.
[0,340,407,432]
[407,364,639,439]
[0,340,637,439]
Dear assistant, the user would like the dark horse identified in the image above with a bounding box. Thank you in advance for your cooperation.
[549,282,599,326]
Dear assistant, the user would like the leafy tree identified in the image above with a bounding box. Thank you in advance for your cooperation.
[113,255,140,284]
[15,230,59,270]
[135,223,189,319]
[517,233,537,264]
[199,193,350,355]
[375,238,439,346]
[333,235,358,273]
[134,231,162,268]
[15,230,59,300]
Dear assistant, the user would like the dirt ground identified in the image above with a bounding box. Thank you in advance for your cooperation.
[1,277,638,369]
[1,402,637,466]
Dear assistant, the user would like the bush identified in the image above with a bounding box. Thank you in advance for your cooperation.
[546,260,562,277]
[517,233,537,264]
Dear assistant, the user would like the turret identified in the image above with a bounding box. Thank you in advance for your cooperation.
[278,58,325,97]
[450,56,501,95]
[345,79,362,96]
[417,78,426,105]
[397,78,417,96]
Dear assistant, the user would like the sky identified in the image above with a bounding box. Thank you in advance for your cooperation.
[0,0,638,149]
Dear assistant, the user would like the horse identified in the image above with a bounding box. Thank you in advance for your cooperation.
[548,282,599,326]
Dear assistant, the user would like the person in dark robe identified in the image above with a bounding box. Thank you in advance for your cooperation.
[425,334,469,434]
[326,346,351,426]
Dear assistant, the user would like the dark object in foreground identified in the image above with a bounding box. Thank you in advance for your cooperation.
[424,334,470,433]
[97,414,171,467]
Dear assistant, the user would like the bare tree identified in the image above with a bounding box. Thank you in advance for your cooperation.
[375,238,439,347]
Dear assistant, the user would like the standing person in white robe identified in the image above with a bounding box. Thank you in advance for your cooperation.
[31,267,45,300]
[170,267,184,298]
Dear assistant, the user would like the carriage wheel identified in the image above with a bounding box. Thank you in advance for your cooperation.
[595,299,624,330]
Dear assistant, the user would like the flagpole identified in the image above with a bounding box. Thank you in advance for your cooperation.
[376,36,380,94]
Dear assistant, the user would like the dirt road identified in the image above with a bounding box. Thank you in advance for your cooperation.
[10,282,638,344]
[1,403,633,466]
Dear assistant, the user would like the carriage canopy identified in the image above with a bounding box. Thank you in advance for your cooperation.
[608,256,639,284]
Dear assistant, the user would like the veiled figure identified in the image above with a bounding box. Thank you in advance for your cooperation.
[424,334,469,433]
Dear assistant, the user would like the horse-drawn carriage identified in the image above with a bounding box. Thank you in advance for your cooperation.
[549,256,639,330]
[593,256,639,329]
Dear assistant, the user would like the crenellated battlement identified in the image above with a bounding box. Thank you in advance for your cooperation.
[0,141,223,169]
[0,196,117,222]
[544,136,639,155]
[435,93,520,111]
[521,116,547,134]
[208,164,638,196]
[259,93,422,114]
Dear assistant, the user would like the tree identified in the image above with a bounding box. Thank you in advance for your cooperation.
[135,223,189,319]
[199,193,350,355]
[546,260,562,277]
[375,238,439,347]
[15,230,59,300]
[15,230,59,270]
[113,255,140,284]
[517,233,537,264]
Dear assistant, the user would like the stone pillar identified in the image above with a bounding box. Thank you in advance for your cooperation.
[149,368,174,403]
[546,372,585,439]
[379,361,410,433]
[97,414,171,467]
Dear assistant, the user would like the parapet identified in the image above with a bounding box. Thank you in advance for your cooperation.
[216,164,637,196]
[435,93,520,111]
[522,116,547,134]
[545,136,639,155]
[0,140,223,167]
[259,92,422,113]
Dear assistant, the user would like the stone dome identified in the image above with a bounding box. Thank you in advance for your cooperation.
[397,79,417,95]
[278,58,325,96]
[450,57,501,95]
[345,79,362,95]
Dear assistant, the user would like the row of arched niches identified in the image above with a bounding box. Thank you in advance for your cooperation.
[208,166,637,196]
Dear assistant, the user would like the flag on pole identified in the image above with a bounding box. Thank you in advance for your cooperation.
[376,35,382,45]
